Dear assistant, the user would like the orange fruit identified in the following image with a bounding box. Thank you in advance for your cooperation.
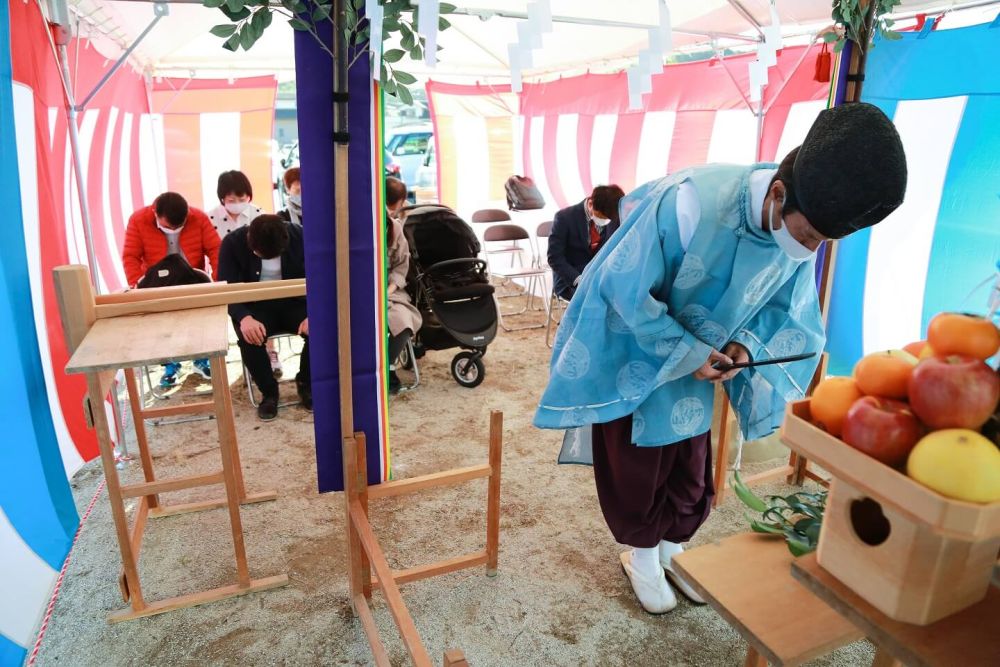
[927,313,1000,360]
[919,344,937,360]
[811,376,863,437]
[903,341,927,357]
[853,350,918,400]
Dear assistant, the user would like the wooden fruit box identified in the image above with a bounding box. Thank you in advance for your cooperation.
[781,400,1000,625]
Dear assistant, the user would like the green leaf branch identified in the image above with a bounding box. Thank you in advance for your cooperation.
[202,0,456,102]
[830,0,903,53]
[732,471,828,557]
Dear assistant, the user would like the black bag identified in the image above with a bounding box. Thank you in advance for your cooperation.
[504,175,545,210]
[136,254,212,289]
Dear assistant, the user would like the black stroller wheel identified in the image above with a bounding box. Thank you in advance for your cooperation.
[451,352,485,388]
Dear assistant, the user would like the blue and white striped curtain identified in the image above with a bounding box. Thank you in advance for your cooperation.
[827,20,1000,375]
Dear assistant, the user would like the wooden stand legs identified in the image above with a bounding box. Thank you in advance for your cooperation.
[345,411,504,666]
[96,356,288,623]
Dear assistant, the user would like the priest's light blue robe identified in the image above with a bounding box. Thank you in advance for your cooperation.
[534,164,825,447]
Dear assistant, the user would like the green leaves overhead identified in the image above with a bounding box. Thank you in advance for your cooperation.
[202,0,455,103]
[830,0,904,53]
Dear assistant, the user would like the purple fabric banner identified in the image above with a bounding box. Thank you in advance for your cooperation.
[295,20,383,492]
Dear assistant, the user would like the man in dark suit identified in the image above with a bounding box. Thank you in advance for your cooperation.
[218,214,310,421]
[548,185,626,300]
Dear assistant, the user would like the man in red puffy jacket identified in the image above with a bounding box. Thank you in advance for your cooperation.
[122,192,221,386]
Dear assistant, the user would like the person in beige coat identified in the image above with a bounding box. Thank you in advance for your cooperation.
[386,178,422,392]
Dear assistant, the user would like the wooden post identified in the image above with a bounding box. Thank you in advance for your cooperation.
[444,649,470,667]
[343,435,366,607]
[87,373,146,609]
[743,646,767,667]
[354,431,372,600]
[712,399,733,508]
[124,368,159,509]
[210,355,251,587]
[53,265,96,354]
[486,411,503,576]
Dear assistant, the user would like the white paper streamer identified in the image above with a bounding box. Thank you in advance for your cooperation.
[758,41,777,68]
[517,20,542,50]
[647,27,663,59]
[509,43,523,93]
[748,58,768,89]
[367,0,384,80]
[627,66,643,110]
[519,40,535,69]
[418,0,439,68]
[658,0,673,54]
[767,1,783,49]
[528,0,553,34]
[641,48,664,76]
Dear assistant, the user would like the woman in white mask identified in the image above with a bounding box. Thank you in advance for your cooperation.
[208,170,264,238]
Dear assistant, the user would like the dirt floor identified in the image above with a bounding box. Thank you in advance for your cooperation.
[34,297,876,666]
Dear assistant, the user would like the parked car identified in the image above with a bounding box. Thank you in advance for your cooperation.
[385,124,432,188]
[413,142,438,204]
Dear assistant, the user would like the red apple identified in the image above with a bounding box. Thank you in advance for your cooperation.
[908,355,1000,430]
[842,397,925,467]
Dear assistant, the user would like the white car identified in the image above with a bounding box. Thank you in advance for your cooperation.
[386,124,433,188]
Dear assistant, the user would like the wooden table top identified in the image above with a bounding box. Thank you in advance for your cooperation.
[792,553,1000,667]
[673,533,862,667]
[65,306,230,374]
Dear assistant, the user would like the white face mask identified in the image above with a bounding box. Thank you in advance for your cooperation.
[592,216,611,228]
[769,199,814,262]
[156,221,182,235]
[225,201,249,216]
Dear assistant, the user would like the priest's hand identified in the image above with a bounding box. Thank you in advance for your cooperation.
[719,342,751,382]
[298,318,309,336]
[694,349,733,383]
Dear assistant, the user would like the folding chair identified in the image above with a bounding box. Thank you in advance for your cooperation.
[471,208,525,272]
[535,220,570,347]
[483,224,548,331]
[244,333,303,408]
[140,361,216,426]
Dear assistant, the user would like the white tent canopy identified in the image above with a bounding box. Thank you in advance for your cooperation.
[66,0,998,80]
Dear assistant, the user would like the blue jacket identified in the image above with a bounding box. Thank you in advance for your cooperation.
[535,165,825,446]
[547,200,619,299]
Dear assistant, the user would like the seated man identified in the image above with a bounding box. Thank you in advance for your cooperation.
[218,215,310,421]
[123,191,219,386]
[548,184,626,300]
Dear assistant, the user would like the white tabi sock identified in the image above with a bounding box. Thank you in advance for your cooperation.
[630,546,661,578]
[658,540,684,566]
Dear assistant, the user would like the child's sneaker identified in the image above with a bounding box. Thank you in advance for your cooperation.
[160,362,181,388]
[193,358,212,380]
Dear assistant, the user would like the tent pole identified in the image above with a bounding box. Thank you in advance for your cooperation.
[54,40,101,291]
[76,3,167,110]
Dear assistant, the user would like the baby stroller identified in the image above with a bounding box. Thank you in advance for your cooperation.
[400,204,498,388]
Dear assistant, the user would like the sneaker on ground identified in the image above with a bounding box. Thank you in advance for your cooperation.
[388,369,401,395]
[257,395,278,421]
[296,376,312,412]
[269,348,283,379]
[620,550,677,614]
[159,362,181,388]
[193,358,212,380]
[660,546,706,605]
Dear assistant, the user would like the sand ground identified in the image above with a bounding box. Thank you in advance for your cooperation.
[33,298,875,666]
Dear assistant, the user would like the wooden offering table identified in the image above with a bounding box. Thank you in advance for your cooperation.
[792,554,1000,667]
[57,266,288,622]
[673,533,862,666]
